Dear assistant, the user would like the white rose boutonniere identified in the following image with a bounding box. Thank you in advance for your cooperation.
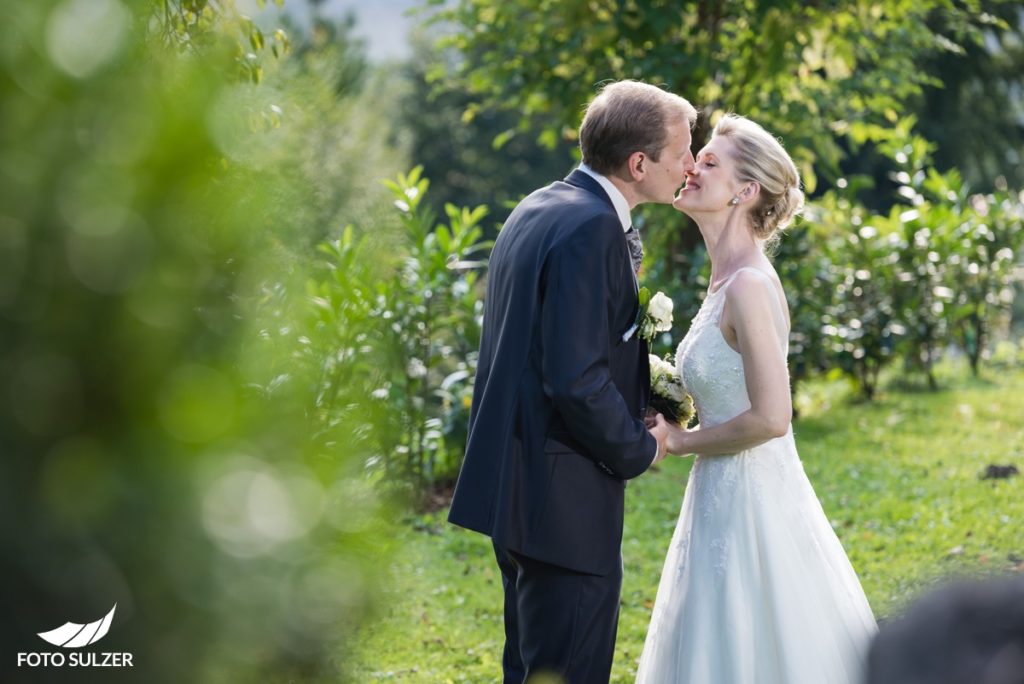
[623,288,674,344]
[647,292,673,330]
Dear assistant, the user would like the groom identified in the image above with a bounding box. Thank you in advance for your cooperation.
[447,80,697,683]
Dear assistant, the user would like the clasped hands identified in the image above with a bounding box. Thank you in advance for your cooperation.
[646,411,692,464]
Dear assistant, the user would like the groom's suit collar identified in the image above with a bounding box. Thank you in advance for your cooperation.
[565,165,632,232]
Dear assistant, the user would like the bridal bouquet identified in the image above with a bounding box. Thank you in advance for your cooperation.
[648,354,695,426]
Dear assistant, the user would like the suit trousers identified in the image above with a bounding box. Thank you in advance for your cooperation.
[493,541,623,684]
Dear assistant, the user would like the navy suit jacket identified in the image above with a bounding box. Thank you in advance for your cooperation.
[447,169,656,576]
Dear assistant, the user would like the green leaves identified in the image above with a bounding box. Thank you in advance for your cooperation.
[784,144,1024,398]
[249,26,264,51]
[152,1,289,83]
[434,0,990,185]
[316,169,492,495]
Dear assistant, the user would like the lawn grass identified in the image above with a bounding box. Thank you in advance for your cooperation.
[350,362,1024,682]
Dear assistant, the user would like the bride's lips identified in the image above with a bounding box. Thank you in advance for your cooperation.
[679,181,700,193]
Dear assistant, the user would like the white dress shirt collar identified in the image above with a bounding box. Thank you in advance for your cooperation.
[578,163,632,232]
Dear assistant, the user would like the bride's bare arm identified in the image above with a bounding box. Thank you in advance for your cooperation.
[667,271,792,456]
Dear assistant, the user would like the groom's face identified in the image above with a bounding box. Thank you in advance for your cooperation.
[638,122,694,204]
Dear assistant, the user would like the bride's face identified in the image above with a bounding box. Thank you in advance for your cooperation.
[673,135,741,214]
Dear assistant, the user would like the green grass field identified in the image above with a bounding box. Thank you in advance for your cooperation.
[351,364,1024,682]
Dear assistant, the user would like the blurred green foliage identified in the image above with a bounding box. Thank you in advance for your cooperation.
[913,0,1024,192]
[793,136,1024,399]
[0,0,402,681]
[153,0,291,83]
[430,0,1004,191]
[809,191,902,401]
[399,30,578,227]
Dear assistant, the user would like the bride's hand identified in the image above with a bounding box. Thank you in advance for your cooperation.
[665,423,692,456]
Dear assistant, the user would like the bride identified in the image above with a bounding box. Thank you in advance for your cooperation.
[636,114,877,683]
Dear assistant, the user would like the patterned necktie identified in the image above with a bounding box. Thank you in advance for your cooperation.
[625,225,643,275]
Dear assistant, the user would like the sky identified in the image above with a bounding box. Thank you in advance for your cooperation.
[243,0,420,62]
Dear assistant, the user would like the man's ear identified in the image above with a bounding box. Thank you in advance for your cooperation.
[626,151,646,181]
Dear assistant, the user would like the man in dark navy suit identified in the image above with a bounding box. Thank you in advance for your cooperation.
[448,80,697,683]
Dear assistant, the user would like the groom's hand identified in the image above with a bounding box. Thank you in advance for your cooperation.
[648,413,670,465]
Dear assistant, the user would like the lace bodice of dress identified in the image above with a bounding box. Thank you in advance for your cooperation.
[675,267,789,429]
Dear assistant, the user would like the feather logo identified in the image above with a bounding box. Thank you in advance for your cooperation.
[37,604,117,648]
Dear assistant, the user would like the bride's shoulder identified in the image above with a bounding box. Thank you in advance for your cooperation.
[726,267,790,325]
[727,266,782,295]
[726,270,773,300]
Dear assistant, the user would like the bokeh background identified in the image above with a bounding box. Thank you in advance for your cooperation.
[2,0,1022,682]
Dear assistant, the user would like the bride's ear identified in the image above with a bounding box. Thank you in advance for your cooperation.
[739,182,760,204]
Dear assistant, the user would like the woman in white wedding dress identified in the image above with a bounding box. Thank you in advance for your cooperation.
[636,115,877,684]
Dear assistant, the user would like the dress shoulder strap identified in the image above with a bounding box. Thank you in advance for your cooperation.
[710,266,765,295]
[717,266,790,354]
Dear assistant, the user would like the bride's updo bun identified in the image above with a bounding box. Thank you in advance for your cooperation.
[713,114,804,242]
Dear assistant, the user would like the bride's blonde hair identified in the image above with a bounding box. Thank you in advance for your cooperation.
[713,114,803,245]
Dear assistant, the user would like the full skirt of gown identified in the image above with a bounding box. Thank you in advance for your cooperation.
[634,429,877,683]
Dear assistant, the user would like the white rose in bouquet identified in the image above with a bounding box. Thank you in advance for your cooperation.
[647,353,694,425]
